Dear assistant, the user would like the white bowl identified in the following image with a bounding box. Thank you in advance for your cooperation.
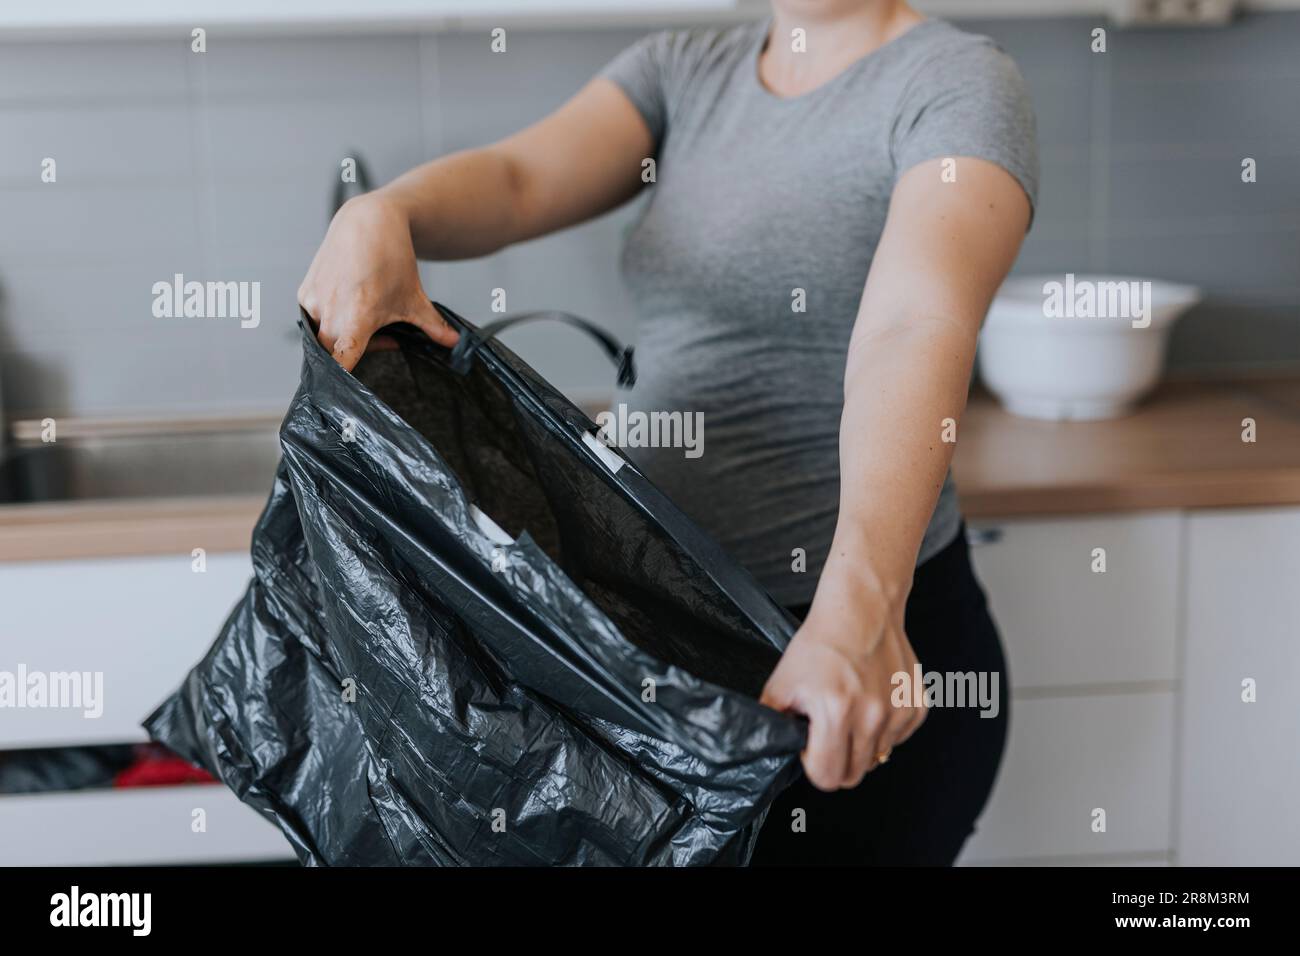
[977,274,1201,421]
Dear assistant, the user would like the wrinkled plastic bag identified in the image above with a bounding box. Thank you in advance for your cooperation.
[146,303,806,866]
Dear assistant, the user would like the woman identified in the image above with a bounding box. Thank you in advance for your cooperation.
[299,0,1035,865]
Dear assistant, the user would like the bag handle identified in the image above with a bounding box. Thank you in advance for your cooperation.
[436,302,636,389]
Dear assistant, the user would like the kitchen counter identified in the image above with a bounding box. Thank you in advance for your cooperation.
[0,496,266,562]
[4,375,1300,561]
[0,414,279,563]
[953,375,1300,518]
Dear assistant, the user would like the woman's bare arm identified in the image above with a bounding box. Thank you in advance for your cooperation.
[298,78,651,368]
[761,156,1030,790]
[383,78,653,259]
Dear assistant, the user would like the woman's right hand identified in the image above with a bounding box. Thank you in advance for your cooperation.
[297,192,459,371]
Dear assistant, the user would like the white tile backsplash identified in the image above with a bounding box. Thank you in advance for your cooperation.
[0,39,189,104]
[1,15,1299,417]
[0,104,198,185]
[195,34,422,100]
[0,185,203,265]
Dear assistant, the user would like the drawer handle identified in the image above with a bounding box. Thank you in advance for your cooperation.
[968,527,1004,547]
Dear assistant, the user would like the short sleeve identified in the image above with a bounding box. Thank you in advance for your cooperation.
[891,38,1039,221]
[598,31,676,147]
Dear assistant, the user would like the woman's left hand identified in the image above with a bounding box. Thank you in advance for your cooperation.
[760,592,927,791]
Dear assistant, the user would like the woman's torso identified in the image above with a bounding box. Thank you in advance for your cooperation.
[610,19,1025,604]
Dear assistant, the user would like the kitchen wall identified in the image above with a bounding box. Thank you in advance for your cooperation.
[1,11,1297,419]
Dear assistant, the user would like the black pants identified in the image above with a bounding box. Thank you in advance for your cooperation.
[750,525,1010,866]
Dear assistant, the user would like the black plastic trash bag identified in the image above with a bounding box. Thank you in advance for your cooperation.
[146,303,806,866]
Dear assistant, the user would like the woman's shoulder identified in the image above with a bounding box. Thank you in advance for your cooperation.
[885,20,1039,214]
[894,20,1028,91]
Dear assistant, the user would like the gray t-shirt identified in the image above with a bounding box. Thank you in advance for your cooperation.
[600,18,1038,606]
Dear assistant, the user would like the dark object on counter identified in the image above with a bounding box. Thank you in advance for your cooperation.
[146,303,805,866]
[113,743,215,788]
[0,745,135,794]
[0,742,210,794]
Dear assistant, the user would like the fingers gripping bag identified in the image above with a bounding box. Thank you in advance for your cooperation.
[145,303,807,866]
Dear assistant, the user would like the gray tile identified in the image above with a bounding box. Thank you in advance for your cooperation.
[1009,234,1095,277]
[5,14,1300,420]
[1109,150,1300,222]
[0,254,207,351]
[201,95,426,182]
[1105,229,1300,299]
[208,246,314,332]
[203,318,303,413]
[956,17,1099,76]
[431,26,644,94]
[0,39,188,104]
[429,27,646,151]
[428,254,512,319]
[1166,299,1300,368]
[499,214,637,328]
[207,176,334,255]
[2,335,235,418]
[0,104,197,186]
[1108,11,1300,83]
[0,184,203,265]
[1032,152,1093,237]
[417,34,443,157]
[1024,74,1093,150]
[1109,74,1300,151]
[195,34,420,99]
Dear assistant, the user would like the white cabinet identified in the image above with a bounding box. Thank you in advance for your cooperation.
[959,511,1184,864]
[0,550,293,865]
[968,513,1181,689]
[0,784,292,865]
[1178,508,1300,865]
[959,506,1300,866]
[960,693,1175,863]
[0,552,251,748]
[4,507,1294,865]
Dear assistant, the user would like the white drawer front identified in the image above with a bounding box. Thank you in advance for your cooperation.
[1179,507,1300,865]
[0,785,293,865]
[0,552,251,748]
[968,513,1181,688]
[960,692,1175,863]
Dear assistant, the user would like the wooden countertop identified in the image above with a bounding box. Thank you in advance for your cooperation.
[954,376,1300,518]
[0,496,265,563]
[0,411,278,563]
[4,375,1300,562]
